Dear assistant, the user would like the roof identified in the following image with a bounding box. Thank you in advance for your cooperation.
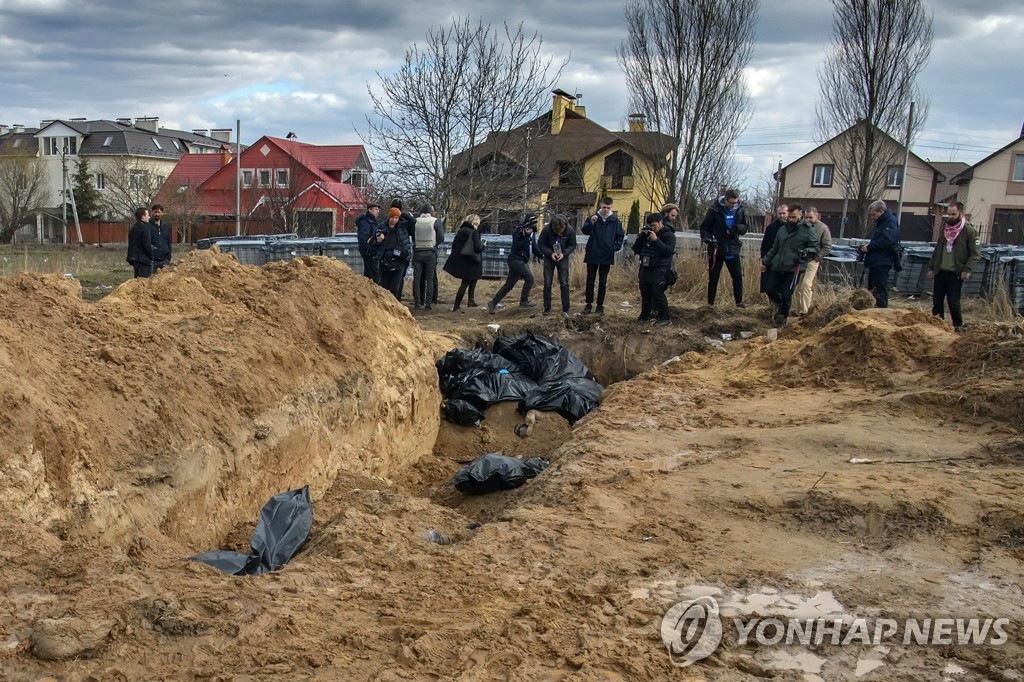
[928,161,970,202]
[165,154,227,186]
[267,140,368,171]
[778,121,940,177]
[951,134,1024,184]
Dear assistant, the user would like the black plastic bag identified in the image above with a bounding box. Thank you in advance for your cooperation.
[193,486,313,576]
[452,453,549,495]
[442,398,486,426]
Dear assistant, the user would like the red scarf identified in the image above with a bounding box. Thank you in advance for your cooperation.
[943,217,965,253]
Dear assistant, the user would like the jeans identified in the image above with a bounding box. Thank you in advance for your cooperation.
[932,270,964,327]
[585,263,611,306]
[492,259,535,305]
[765,269,798,318]
[867,266,891,308]
[708,254,744,305]
[411,249,437,306]
[543,257,570,312]
[638,266,669,320]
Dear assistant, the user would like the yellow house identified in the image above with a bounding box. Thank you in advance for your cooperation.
[951,134,1024,245]
[448,89,673,232]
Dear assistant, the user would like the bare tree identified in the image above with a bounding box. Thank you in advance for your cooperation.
[98,156,168,221]
[617,0,757,226]
[816,0,933,236]
[0,150,50,243]
[363,17,563,218]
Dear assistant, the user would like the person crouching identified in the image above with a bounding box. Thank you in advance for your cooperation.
[631,212,676,326]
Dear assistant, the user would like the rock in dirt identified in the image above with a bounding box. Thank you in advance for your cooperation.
[32,616,116,660]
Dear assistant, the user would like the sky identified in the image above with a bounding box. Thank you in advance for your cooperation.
[1,0,1022,192]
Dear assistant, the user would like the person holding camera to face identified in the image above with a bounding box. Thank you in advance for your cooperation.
[371,207,413,301]
[487,213,539,314]
[760,203,818,326]
[631,212,676,326]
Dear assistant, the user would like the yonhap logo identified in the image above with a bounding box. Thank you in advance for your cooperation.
[660,596,724,667]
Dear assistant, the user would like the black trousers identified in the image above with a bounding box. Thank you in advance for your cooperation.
[639,266,670,320]
[708,254,743,304]
[765,269,798,318]
[379,265,404,300]
[932,270,964,327]
[543,258,571,312]
[492,259,535,305]
[361,253,379,283]
[868,266,891,308]
[585,263,611,306]
[132,264,153,279]
[454,279,477,308]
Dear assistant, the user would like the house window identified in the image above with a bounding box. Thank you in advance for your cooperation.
[102,136,113,147]
[347,169,368,188]
[95,173,105,190]
[886,165,904,188]
[242,169,254,187]
[129,169,148,190]
[258,169,271,187]
[557,161,583,187]
[602,150,634,190]
[1013,154,1024,183]
[152,137,163,151]
[43,137,78,156]
[276,169,289,188]
[12,139,21,148]
[172,139,181,151]
[177,184,189,194]
[811,164,833,187]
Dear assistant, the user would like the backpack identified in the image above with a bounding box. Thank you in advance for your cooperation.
[414,216,436,249]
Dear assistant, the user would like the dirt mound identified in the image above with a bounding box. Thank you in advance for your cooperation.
[0,251,447,551]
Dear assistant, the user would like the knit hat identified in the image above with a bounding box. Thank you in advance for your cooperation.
[388,207,402,219]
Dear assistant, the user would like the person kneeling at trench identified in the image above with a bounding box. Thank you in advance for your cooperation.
[631,212,676,326]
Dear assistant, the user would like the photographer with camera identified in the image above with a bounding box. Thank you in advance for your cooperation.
[791,206,833,316]
[487,213,540,314]
[859,200,901,308]
[699,188,749,308]
[631,212,676,326]
[761,204,818,326]
[371,207,413,301]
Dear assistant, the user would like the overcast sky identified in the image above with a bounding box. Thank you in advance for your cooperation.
[1,0,1021,191]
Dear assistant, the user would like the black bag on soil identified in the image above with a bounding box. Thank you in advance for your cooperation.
[452,453,549,495]
[192,486,313,576]
[436,333,602,424]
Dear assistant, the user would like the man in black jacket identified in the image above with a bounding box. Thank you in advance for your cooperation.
[536,215,577,316]
[699,188,749,307]
[631,212,676,325]
[487,213,538,313]
[760,203,788,293]
[356,202,381,283]
[126,206,154,278]
[149,204,172,271]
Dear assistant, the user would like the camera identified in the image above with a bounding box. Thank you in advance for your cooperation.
[856,250,865,262]
[641,227,653,235]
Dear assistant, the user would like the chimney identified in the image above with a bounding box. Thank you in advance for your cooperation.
[116,117,132,126]
[0,124,7,136]
[135,116,159,133]
[209,128,232,143]
[69,117,86,122]
[628,113,646,133]
[574,92,585,118]
[39,119,54,128]
[192,128,209,137]
[13,124,25,133]
[221,151,233,167]
[550,89,577,136]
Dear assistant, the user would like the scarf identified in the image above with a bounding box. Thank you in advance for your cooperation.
[943,217,965,252]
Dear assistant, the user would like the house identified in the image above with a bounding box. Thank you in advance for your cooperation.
[0,118,233,243]
[775,122,956,241]
[156,135,371,239]
[950,133,1024,245]
[447,89,675,232]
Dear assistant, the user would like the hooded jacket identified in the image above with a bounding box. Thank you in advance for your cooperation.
[699,197,749,257]
[581,211,625,266]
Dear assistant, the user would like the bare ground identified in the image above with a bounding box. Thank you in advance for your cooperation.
[0,252,1022,681]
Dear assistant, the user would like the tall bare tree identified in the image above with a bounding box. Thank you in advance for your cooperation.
[618,0,757,226]
[816,0,933,236]
[97,156,168,221]
[0,150,50,243]
[363,17,563,218]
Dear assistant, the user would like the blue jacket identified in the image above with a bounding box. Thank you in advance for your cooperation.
[864,209,900,268]
[356,211,379,256]
[581,212,624,265]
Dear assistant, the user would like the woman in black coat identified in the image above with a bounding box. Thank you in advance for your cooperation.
[443,214,484,311]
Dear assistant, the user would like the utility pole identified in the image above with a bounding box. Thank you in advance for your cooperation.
[895,101,915,227]
[235,119,241,236]
[840,182,851,239]
[59,146,83,244]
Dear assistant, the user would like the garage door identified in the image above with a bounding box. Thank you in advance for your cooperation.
[992,209,1024,245]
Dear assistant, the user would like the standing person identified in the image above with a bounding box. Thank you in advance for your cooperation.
[581,197,624,315]
[126,206,154,279]
[149,204,172,271]
[661,202,680,230]
[791,206,833,316]
[443,214,484,311]
[928,201,980,332]
[371,207,412,301]
[487,213,538,313]
[536,214,577,317]
[760,204,788,294]
[859,199,900,308]
[411,203,444,310]
[356,202,381,283]
[761,204,818,326]
[631,212,676,326]
[700,188,749,308]
[389,198,416,300]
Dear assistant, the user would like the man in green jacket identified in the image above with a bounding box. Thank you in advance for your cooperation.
[761,204,818,326]
[928,201,981,332]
